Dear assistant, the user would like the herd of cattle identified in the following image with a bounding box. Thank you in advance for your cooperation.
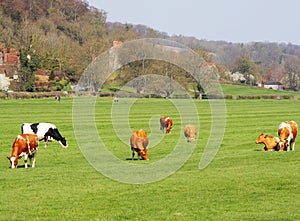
[6,118,297,168]
[6,117,196,168]
[6,123,67,168]
[130,116,197,160]
[256,121,298,151]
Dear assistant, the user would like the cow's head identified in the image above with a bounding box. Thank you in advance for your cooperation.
[189,130,197,143]
[278,140,288,151]
[255,133,266,144]
[59,137,68,148]
[166,120,173,134]
[7,156,18,168]
[138,149,149,160]
[189,136,196,143]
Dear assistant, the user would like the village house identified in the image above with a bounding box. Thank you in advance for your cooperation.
[263,81,284,90]
[0,43,67,91]
[0,44,20,90]
[0,44,20,66]
[34,69,66,91]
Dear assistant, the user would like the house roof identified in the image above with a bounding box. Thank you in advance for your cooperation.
[264,81,282,85]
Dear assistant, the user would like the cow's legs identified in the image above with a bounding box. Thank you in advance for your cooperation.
[162,125,166,133]
[30,153,37,168]
[160,122,166,133]
[10,157,16,168]
[290,141,295,151]
[24,154,29,168]
[44,138,48,148]
[286,137,292,151]
[131,148,135,160]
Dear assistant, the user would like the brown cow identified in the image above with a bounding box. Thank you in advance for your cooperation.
[184,124,197,143]
[255,133,280,151]
[130,129,149,160]
[7,134,39,168]
[278,121,298,151]
[160,116,173,134]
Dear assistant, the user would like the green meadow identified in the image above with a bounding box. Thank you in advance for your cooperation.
[1,96,300,220]
[221,83,300,96]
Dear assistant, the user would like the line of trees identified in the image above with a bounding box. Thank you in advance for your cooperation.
[0,0,162,91]
[228,53,300,90]
[171,36,300,90]
[0,0,300,92]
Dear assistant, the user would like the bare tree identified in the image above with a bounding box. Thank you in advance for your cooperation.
[283,55,300,90]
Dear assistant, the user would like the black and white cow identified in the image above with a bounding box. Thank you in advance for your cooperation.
[21,123,67,148]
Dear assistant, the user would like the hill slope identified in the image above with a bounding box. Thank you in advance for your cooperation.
[1,0,300,92]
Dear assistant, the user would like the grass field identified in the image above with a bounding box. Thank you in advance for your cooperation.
[1,97,300,220]
[221,84,300,96]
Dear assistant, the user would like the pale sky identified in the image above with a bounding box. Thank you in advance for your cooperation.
[88,0,300,45]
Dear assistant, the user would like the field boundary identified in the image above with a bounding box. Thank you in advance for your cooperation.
[0,91,68,99]
[0,91,299,100]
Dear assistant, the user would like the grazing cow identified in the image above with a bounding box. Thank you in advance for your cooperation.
[130,129,149,160]
[184,124,197,143]
[21,123,67,148]
[255,133,280,151]
[278,121,298,151]
[54,95,61,102]
[160,116,173,134]
[7,134,39,168]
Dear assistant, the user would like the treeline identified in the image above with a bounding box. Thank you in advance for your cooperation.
[0,0,161,91]
[169,36,300,90]
[1,0,300,92]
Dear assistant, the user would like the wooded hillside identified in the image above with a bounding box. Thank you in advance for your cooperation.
[1,0,300,92]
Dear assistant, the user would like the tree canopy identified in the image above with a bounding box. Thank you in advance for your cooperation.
[1,0,300,91]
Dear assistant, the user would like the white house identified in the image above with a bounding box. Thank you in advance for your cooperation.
[264,81,283,90]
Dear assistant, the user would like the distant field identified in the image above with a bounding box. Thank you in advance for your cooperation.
[101,83,300,99]
[221,83,300,97]
[1,97,300,220]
